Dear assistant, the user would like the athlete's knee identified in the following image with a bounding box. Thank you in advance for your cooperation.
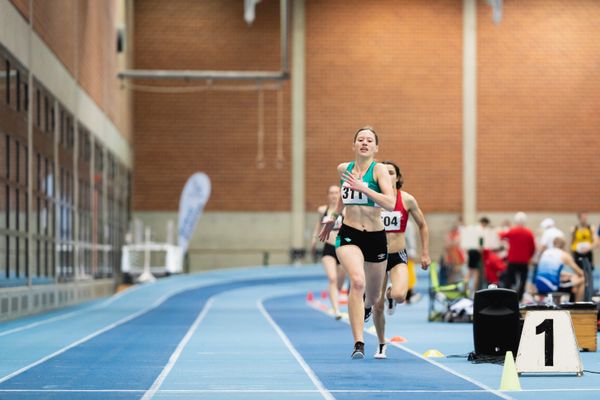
[390,286,408,302]
[349,277,365,293]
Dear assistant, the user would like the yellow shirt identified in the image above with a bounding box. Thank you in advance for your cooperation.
[571,225,593,252]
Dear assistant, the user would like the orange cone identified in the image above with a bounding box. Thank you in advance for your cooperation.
[389,336,407,343]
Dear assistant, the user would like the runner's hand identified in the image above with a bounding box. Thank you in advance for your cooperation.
[342,171,366,193]
[318,218,335,242]
[421,254,431,270]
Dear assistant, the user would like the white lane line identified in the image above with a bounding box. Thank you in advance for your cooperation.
[0,284,146,337]
[0,310,91,338]
[0,273,278,337]
[0,284,206,384]
[141,298,215,400]
[306,301,513,400]
[2,388,600,393]
[258,299,336,400]
[0,281,214,338]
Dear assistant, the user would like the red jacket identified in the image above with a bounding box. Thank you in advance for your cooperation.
[483,249,507,284]
[499,226,536,264]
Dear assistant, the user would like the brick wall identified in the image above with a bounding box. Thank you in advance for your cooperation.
[133,0,290,211]
[133,0,599,213]
[305,0,463,213]
[133,0,462,212]
[9,0,130,139]
[477,0,600,211]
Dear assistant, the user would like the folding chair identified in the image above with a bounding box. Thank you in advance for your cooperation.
[428,262,470,322]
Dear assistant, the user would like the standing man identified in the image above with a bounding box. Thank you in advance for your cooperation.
[500,212,536,302]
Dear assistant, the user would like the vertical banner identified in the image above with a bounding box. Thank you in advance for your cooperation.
[178,173,211,253]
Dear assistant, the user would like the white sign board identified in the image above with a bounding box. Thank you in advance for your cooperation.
[516,310,583,376]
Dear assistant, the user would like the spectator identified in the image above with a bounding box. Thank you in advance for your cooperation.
[570,212,595,270]
[538,218,565,254]
[480,217,502,253]
[443,218,465,283]
[461,217,493,294]
[534,236,585,302]
[500,212,536,301]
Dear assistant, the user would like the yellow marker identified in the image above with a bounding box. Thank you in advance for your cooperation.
[422,349,445,358]
[500,351,521,391]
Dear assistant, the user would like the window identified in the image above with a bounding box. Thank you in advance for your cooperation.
[0,136,29,284]
[31,82,56,283]
[7,61,17,111]
[0,55,10,104]
[15,69,20,112]
[77,126,92,278]
[21,80,28,112]
[93,142,105,278]
[57,106,75,281]
[3,59,8,105]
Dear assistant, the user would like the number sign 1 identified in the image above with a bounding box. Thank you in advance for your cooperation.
[516,310,583,376]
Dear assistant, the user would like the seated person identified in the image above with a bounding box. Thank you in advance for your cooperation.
[534,237,585,302]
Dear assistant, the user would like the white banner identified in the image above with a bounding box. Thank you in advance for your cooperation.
[178,173,211,252]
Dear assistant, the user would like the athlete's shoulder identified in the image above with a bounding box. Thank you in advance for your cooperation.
[372,162,390,178]
[401,190,418,208]
[373,162,388,171]
[400,190,416,201]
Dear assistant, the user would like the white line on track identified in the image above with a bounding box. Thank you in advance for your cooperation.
[2,388,600,393]
[0,283,147,337]
[258,299,336,400]
[141,298,214,400]
[0,283,208,384]
[0,270,319,337]
[307,300,513,400]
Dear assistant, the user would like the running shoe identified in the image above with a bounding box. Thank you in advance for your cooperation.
[374,343,387,359]
[364,306,372,322]
[408,292,422,304]
[351,341,365,359]
[385,290,396,316]
[334,311,343,320]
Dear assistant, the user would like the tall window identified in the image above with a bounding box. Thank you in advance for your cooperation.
[0,134,29,283]
[106,154,116,276]
[32,81,56,283]
[93,142,105,278]
[2,58,8,105]
[78,126,92,278]
[57,107,75,281]
[117,164,131,275]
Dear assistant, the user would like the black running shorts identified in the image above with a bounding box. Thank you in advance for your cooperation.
[335,224,387,263]
[386,249,408,272]
[322,242,340,264]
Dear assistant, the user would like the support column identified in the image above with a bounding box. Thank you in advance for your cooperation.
[290,0,305,263]
[463,0,477,225]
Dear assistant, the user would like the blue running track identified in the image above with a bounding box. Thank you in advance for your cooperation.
[0,265,598,400]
